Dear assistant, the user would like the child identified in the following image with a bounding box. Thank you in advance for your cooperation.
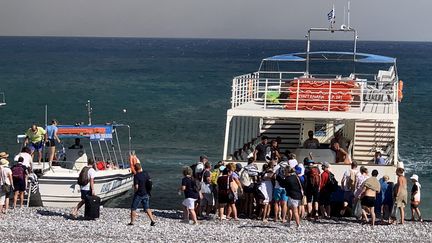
[180,166,200,224]
[12,157,28,209]
[410,174,423,222]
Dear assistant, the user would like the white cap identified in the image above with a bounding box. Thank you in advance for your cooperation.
[410,174,419,182]
[195,162,204,173]
[288,159,298,169]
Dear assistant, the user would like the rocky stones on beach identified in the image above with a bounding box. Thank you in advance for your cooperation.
[0,207,430,242]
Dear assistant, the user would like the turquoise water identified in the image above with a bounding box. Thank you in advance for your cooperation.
[0,37,431,218]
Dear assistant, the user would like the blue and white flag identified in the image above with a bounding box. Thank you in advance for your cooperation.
[327,5,335,28]
[327,9,334,21]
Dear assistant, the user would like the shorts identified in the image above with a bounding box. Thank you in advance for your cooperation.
[80,189,91,200]
[273,187,288,202]
[218,192,234,205]
[288,198,301,208]
[29,142,44,152]
[411,201,420,209]
[243,184,255,194]
[131,194,150,211]
[361,196,376,208]
[182,198,197,210]
[201,193,215,207]
[306,187,319,204]
[0,190,6,205]
[13,178,26,192]
[46,139,56,147]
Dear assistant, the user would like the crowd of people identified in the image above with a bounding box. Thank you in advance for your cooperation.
[181,140,423,227]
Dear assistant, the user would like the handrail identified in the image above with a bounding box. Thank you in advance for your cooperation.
[231,74,398,115]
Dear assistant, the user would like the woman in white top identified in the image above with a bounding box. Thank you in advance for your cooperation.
[0,158,14,214]
[352,166,369,219]
[410,174,423,222]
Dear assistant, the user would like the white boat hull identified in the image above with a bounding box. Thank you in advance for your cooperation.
[35,167,133,208]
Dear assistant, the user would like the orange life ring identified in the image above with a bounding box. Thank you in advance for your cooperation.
[398,80,404,102]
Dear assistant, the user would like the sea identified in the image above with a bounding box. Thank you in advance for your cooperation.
[0,37,431,218]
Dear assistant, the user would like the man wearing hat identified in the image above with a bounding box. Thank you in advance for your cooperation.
[410,174,423,222]
[0,154,13,213]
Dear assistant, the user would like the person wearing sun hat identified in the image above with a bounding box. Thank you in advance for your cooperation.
[0,152,9,160]
[0,156,13,213]
[410,174,423,222]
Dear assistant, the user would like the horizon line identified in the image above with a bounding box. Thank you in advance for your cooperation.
[0,34,430,43]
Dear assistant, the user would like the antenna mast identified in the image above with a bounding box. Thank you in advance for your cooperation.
[86,100,92,125]
[348,1,351,29]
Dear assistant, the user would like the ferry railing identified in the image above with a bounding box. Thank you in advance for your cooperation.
[231,74,398,114]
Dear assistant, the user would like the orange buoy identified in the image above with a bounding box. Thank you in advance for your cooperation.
[398,80,404,102]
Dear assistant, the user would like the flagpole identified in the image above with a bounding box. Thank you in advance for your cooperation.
[348,1,351,29]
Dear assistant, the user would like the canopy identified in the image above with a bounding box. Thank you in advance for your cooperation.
[57,125,113,141]
[263,51,396,64]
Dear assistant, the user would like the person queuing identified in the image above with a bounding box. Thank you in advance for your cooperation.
[409,174,422,222]
[180,166,199,225]
[0,155,13,213]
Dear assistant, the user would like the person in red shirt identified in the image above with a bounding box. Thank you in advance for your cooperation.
[319,161,331,218]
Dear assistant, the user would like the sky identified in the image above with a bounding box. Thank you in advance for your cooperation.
[0,0,430,41]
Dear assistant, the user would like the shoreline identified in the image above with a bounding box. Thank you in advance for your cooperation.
[0,207,430,242]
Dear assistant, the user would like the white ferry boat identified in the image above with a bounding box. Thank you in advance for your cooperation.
[221,27,403,182]
[18,103,133,207]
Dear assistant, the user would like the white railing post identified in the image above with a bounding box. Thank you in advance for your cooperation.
[328,80,332,111]
[295,80,300,111]
[279,72,282,93]
[264,79,268,110]
[232,78,236,108]
[360,81,364,112]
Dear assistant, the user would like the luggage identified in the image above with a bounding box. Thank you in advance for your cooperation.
[84,195,101,219]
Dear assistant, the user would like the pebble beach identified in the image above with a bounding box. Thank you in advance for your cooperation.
[0,207,430,242]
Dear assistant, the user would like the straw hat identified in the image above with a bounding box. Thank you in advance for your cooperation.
[0,152,9,158]
[0,158,9,166]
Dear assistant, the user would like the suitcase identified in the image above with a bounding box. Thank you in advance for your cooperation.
[84,195,101,219]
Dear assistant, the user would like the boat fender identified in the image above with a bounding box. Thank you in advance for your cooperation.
[398,80,404,102]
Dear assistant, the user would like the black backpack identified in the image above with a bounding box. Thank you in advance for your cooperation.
[144,172,153,196]
[77,167,90,186]
[326,172,339,192]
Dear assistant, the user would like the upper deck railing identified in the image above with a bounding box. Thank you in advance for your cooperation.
[231,71,399,115]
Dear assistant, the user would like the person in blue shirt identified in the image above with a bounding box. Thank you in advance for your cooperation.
[374,151,386,165]
[128,163,155,226]
[46,119,61,166]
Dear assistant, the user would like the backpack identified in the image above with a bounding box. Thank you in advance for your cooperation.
[12,164,25,179]
[77,167,90,186]
[346,170,357,191]
[210,169,220,186]
[145,178,153,196]
[192,178,200,193]
[308,167,320,188]
[275,162,288,185]
[240,169,252,187]
[326,172,339,192]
